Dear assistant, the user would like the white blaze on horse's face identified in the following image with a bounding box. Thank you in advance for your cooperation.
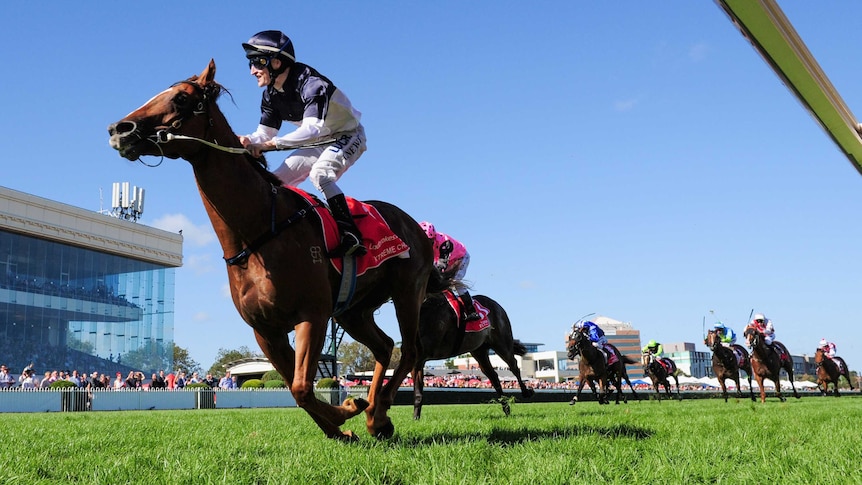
[123,87,174,119]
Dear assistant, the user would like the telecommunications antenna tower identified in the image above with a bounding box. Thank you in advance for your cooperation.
[104,182,145,222]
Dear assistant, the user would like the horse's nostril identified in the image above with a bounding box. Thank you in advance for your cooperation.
[109,121,137,136]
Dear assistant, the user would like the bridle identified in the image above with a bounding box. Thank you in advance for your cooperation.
[138,80,336,165]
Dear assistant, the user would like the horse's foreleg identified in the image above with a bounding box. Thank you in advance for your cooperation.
[413,366,424,420]
[571,379,587,405]
[253,325,363,440]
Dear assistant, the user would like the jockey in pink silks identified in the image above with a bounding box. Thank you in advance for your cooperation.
[419,221,480,321]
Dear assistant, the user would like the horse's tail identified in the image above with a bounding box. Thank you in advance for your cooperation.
[512,339,528,356]
[620,355,638,365]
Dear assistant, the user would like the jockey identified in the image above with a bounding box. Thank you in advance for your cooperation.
[749,313,775,346]
[819,339,837,359]
[642,339,663,358]
[713,322,736,345]
[573,320,611,361]
[419,222,480,321]
[238,30,368,257]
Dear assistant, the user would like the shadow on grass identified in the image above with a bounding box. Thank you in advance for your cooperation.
[383,423,653,448]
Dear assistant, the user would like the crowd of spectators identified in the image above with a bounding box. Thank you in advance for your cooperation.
[0,361,241,392]
[1,273,140,309]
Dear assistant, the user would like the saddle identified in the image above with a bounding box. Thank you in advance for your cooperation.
[443,290,490,332]
[290,187,409,275]
[731,346,747,368]
[602,345,618,365]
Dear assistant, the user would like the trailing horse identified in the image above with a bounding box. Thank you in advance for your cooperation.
[566,329,639,405]
[412,293,534,419]
[641,353,683,401]
[705,329,754,402]
[108,60,452,440]
[743,325,799,403]
[814,348,854,397]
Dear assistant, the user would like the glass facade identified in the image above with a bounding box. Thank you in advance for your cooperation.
[0,229,175,375]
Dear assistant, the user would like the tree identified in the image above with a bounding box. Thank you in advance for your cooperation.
[173,344,202,375]
[338,340,402,374]
[206,346,262,377]
[338,341,375,375]
[121,341,171,374]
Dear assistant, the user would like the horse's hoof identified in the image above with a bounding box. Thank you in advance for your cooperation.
[569,399,577,405]
[332,430,359,442]
[372,420,395,440]
[502,402,511,416]
[350,397,370,413]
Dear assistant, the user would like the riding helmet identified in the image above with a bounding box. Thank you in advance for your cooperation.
[242,30,296,63]
[648,339,657,346]
[753,313,766,322]
[419,221,437,239]
[819,338,827,346]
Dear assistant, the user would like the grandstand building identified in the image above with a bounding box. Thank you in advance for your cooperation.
[0,185,182,376]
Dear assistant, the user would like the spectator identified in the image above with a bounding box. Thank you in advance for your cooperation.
[124,371,138,389]
[39,371,52,389]
[68,370,81,387]
[113,373,125,390]
[151,370,166,390]
[18,368,38,390]
[175,371,186,389]
[90,372,105,389]
[219,372,235,389]
[0,365,14,389]
[203,374,218,388]
[165,371,176,390]
[188,372,201,385]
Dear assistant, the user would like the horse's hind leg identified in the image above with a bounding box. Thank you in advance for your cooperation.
[493,346,534,400]
[337,309,397,438]
[413,366,425,420]
[471,351,510,416]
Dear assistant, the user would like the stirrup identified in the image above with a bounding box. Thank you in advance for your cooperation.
[328,233,367,258]
[463,309,480,322]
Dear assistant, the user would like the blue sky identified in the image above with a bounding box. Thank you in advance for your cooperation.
[2,2,861,373]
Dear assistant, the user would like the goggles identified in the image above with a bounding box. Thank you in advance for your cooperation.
[754,319,765,324]
[248,56,272,70]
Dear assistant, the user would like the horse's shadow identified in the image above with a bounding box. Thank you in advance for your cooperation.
[374,423,653,448]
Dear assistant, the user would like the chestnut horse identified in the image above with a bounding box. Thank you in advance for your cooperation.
[108,60,451,440]
[412,293,535,419]
[743,326,799,403]
[705,329,754,402]
[566,329,639,405]
[814,348,854,397]
[641,353,682,401]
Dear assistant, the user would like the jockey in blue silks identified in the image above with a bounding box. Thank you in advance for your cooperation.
[713,322,736,346]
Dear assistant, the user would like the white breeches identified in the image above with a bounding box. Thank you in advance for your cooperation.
[273,126,367,198]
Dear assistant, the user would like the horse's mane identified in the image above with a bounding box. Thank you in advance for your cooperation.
[186,75,286,188]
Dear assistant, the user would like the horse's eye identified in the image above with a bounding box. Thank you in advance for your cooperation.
[174,92,189,107]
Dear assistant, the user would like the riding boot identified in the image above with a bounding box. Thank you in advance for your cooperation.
[326,194,367,257]
[459,291,481,322]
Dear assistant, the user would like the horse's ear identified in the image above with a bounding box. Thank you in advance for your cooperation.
[199,59,216,85]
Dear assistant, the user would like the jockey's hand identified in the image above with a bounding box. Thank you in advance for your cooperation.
[439,240,453,258]
[435,258,449,272]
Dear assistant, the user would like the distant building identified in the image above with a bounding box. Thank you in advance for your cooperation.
[662,342,712,378]
[0,185,182,375]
